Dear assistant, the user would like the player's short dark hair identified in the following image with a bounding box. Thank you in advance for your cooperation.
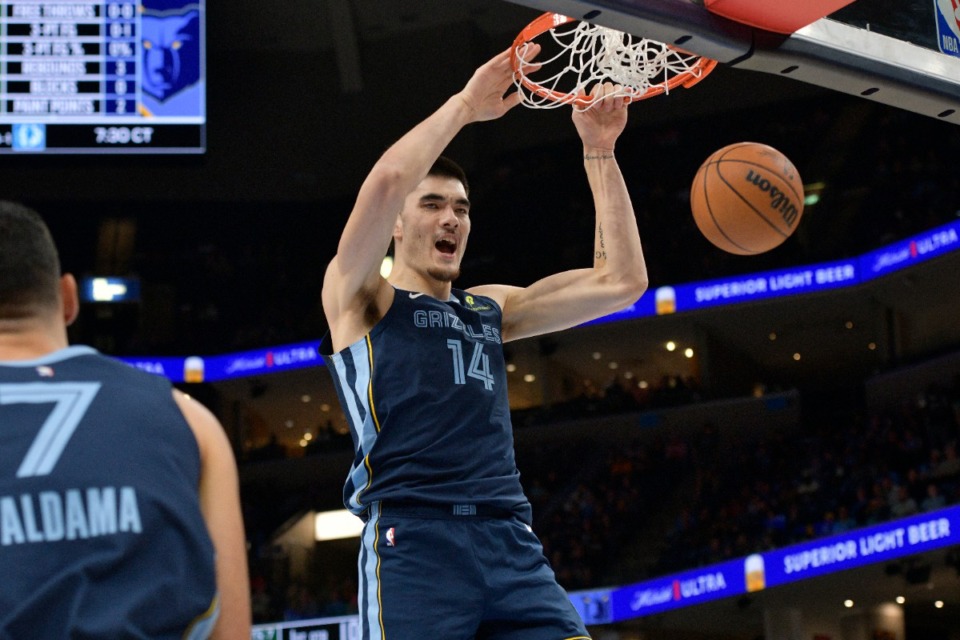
[0,201,61,319]
[429,156,469,197]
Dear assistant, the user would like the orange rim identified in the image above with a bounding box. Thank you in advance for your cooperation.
[511,12,718,107]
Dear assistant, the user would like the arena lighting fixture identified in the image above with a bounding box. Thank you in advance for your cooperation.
[896,596,906,604]
[315,509,364,541]
[80,276,141,303]
[803,181,825,206]
[665,341,676,352]
[844,600,854,608]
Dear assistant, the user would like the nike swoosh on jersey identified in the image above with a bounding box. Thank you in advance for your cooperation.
[408,292,425,299]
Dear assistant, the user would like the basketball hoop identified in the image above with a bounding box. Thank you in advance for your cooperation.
[512,13,718,111]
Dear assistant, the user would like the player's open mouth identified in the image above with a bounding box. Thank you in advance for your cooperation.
[435,238,457,254]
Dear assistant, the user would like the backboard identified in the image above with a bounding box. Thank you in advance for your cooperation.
[504,0,960,125]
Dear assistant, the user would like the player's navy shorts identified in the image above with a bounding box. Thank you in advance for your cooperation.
[358,501,591,640]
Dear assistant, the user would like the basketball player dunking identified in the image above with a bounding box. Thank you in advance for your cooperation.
[321,46,647,638]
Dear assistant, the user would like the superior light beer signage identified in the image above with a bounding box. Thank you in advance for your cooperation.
[601,505,960,622]
[588,218,960,324]
[763,508,956,586]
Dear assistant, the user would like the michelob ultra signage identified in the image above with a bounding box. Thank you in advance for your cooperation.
[120,340,322,383]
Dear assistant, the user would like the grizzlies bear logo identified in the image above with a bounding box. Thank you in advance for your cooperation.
[140,1,202,115]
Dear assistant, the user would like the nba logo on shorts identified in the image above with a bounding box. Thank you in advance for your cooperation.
[385,527,396,547]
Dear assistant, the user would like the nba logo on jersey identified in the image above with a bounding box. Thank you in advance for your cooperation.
[385,527,396,547]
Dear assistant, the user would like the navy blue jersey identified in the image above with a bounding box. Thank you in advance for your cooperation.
[0,346,218,639]
[321,288,532,523]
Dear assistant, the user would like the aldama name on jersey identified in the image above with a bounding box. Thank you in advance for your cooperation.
[1,486,142,546]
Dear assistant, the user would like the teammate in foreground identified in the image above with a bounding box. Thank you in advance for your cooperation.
[321,45,647,638]
[0,201,251,638]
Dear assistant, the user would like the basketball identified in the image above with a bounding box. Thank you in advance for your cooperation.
[690,142,804,255]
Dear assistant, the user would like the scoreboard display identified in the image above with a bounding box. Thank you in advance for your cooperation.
[0,0,205,153]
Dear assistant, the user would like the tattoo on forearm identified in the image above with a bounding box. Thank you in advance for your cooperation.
[596,223,607,260]
[584,153,614,161]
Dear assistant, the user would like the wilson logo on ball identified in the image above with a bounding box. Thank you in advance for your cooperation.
[745,169,800,227]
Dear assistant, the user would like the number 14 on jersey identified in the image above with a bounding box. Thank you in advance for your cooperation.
[446,339,495,390]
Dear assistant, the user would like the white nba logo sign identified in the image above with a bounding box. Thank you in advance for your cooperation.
[386,527,395,547]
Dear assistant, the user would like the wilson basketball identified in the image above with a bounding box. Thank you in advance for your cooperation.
[690,142,804,255]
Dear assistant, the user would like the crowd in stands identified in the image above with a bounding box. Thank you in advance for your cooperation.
[529,433,693,589]
[625,380,959,585]
[242,373,959,619]
[513,374,704,428]
[478,375,960,594]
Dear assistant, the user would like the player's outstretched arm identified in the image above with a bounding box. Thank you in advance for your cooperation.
[575,82,648,299]
[472,83,648,342]
[322,46,535,350]
[174,390,252,640]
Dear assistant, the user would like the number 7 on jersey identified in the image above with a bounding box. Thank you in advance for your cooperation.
[0,382,101,478]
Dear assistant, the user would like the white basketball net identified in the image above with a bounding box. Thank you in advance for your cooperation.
[513,21,713,111]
